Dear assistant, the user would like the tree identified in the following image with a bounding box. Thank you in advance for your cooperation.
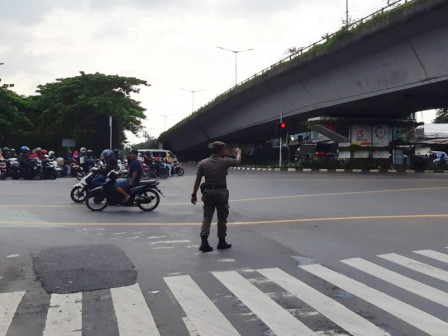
[433,108,448,124]
[0,86,36,145]
[35,72,149,153]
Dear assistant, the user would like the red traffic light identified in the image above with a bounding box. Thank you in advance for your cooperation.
[280,122,286,128]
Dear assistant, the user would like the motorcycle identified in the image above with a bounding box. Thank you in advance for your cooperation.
[70,161,127,203]
[85,171,163,212]
[7,158,21,179]
[172,162,185,176]
[70,170,100,203]
[147,161,169,179]
[42,158,58,179]
[0,158,6,180]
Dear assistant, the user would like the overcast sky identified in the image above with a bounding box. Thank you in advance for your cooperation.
[0,0,435,144]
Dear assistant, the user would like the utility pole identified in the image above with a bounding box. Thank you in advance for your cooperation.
[279,110,283,168]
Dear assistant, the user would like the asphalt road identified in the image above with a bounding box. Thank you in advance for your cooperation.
[1,167,448,336]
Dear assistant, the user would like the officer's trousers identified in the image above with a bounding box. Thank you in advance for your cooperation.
[200,189,229,238]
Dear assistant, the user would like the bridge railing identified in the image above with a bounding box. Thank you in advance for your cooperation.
[231,0,407,92]
[168,0,410,134]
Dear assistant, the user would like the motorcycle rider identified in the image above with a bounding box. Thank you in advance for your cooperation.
[2,147,11,159]
[29,147,42,159]
[9,148,18,158]
[91,149,117,188]
[114,149,142,203]
[18,146,32,170]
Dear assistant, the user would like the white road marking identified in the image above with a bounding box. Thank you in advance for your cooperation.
[341,258,448,307]
[213,271,316,336]
[378,253,448,282]
[182,317,200,336]
[146,236,167,239]
[152,246,174,250]
[0,291,25,336]
[301,264,448,336]
[6,254,19,258]
[151,240,191,244]
[414,250,448,264]
[258,268,389,336]
[164,275,241,336]
[113,232,127,235]
[110,283,160,336]
[42,292,82,336]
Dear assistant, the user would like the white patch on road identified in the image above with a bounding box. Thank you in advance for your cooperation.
[146,236,167,239]
[129,236,140,239]
[6,254,20,258]
[151,240,191,245]
[113,232,127,235]
[218,258,236,262]
[152,247,174,250]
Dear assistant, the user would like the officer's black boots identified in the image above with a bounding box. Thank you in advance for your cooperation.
[199,237,213,252]
[217,238,232,250]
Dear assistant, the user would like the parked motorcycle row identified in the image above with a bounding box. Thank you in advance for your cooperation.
[0,156,62,180]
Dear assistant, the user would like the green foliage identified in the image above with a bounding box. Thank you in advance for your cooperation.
[35,72,149,152]
[0,88,36,142]
[433,108,448,124]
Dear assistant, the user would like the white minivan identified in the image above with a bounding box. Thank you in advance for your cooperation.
[137,149,175,159]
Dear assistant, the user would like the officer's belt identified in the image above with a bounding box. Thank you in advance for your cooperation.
[202,184,227,190]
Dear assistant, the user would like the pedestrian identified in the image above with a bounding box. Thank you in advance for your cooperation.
[191,141,242,252]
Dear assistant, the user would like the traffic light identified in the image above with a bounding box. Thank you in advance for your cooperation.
[278,122,288,137]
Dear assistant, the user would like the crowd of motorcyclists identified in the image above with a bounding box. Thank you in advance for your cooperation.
[0,145,184,181]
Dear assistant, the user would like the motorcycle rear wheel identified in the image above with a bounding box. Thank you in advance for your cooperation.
[86,194,108,211]
[70,186,87,203]
[136,190,160,211]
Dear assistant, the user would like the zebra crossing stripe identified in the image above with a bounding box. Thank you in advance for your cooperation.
[213,270,317,336]
[341,258,448,307]
[378,253,448,283]
[258,268,390,336]
[42,292,82,336]
[0,291,25,336]
[110,283,161,336]
[164,275,240,336]
[300,264,448,336]
[414,250,448,264]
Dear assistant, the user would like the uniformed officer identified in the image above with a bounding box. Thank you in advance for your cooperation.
[191,141,242,252]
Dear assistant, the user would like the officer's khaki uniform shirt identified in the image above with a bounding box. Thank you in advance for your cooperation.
[197,154,237,184]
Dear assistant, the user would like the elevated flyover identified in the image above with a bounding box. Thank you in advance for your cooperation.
[160,0,448,157]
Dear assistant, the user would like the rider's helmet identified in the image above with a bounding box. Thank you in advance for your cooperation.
[80,147,87,153]
[41,149,47,155]
[100,149,114,162]
[21,146,30,153]
[2,147,9,153]
[86,150,93,156]
[10,148,15,154]
[48,150,55,157]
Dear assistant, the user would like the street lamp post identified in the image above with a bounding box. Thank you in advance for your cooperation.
[180,88,205,112]
[217,47,254,86]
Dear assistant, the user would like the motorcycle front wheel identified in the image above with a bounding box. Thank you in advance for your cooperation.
[136,189,160,211]
[86,194,108,211]
[158,168,169,179]
[141,170,151,180]
[70,186,87,203]
[76,171,85,180]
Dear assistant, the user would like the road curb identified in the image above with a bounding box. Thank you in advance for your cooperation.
[230,167,448,174]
